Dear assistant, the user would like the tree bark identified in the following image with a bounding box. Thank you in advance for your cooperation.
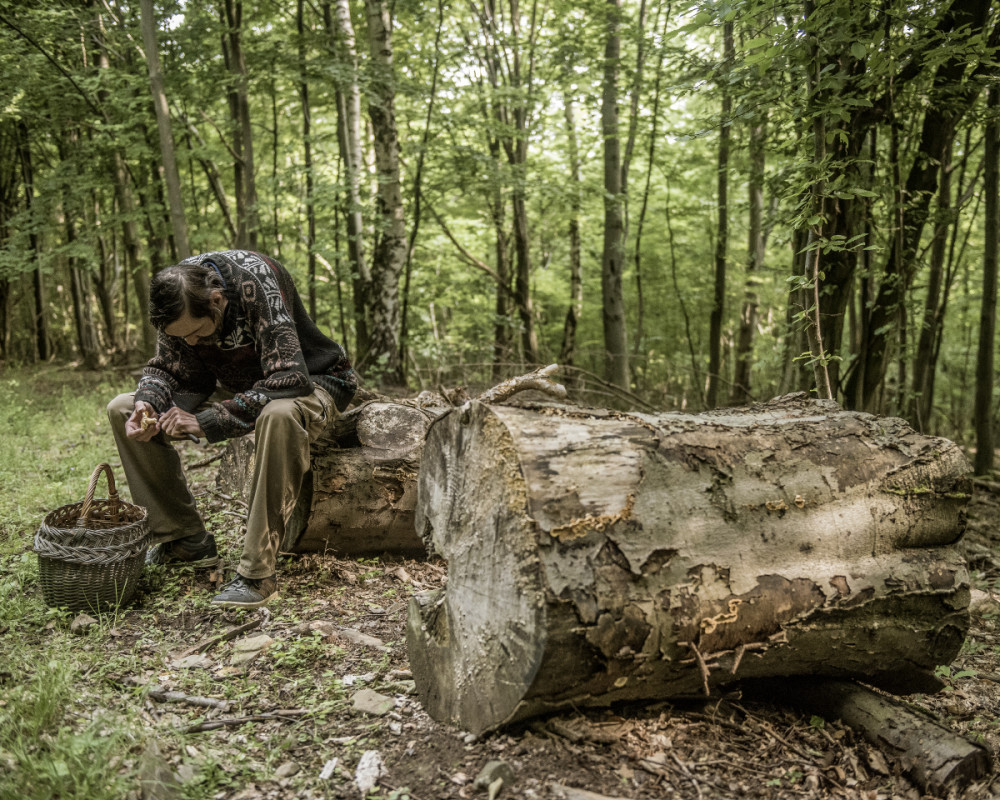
[93,8,153,355]
[732,115,765,405]
[631,3,666,360]
[216,366,566,556]
[179,114,237,243]
[140,0,190,260]
[408,394,972,734]
[364,0,407,384]
[707,21,733,408]
[16,121,49,362]
[910,140,954,432]
[298,0,317,318]
[326,0,370,360]
[600,0,629,390]
[559,95,583,368]
[400,0,444,378]
[220,0,260,250]
[974,87,999,475]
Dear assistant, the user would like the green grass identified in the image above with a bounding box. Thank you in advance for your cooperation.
[0,365,412,800]
[0,365,144,799]
[0,366,134,538]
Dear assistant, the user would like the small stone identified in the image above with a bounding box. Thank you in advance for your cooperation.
[295,620,338,638]
[274,761,299,779]
[474,760,515,792]
[230,650,263,666]
[342,672,377,687]
[970,589,1000,616]
[337,628,388,650]
[352,689,395,717]
[355,750,384,797]
[138,740,182,800]
[175,763,197,783]
[171,654,213,670]
[70,614,98,634]
[233,634,274,652]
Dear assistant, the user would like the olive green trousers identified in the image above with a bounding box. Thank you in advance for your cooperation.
[107,388,335,579]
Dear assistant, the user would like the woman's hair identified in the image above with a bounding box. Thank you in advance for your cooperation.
[149,262,225,331]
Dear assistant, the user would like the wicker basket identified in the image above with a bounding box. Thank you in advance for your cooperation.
[34,463,150,613]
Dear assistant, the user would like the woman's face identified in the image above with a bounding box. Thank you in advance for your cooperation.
[165,312,219,346]
[164,290,226,346]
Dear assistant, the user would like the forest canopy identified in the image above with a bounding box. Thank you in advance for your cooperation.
[0,0,998,457]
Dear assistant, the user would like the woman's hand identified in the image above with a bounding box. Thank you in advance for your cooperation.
[159,407,205,440]
[126,401,160,441]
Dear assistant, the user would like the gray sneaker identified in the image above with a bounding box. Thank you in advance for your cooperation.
[211,574,277,608]
[146,533,219,568]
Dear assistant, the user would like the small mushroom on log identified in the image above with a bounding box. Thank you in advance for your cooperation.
[406,394,973,734]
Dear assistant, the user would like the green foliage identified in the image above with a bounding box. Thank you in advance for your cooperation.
[0,0,995,430]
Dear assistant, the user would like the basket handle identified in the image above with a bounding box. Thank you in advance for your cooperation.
[78,463,120,525]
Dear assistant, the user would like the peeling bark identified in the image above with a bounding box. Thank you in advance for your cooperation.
[407,393,972,734]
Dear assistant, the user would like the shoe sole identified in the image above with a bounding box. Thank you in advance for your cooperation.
[210,591,277,609]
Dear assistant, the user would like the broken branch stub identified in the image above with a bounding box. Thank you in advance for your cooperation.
[406,394,973,734]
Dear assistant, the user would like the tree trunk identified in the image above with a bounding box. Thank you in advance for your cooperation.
[16,121,49,362]
[910,140,954,432]
[974,87,999,475]
[326,0,370,360]
[364,0,407,384]
[631,4,666,361]
[503,0,540,367]
[732,116,765,405]
[93,9,153,355]
[707,21,733,408]
[400,0,444,378]
[408,395,972,734]
[179,115,237,243]
[140,0,190,260]
[559,95,583,367]
[600,0,629,391]
[61,182,101,369]
[217,367,566,555]
[298,0,317,318]
[220,0,260,250]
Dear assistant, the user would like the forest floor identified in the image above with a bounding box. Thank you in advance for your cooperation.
[12,445,1000,800]
[3,367,1000,800]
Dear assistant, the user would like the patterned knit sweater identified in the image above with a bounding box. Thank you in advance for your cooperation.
[135,250,357,443]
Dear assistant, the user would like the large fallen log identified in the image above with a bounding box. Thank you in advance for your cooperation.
[406,394,973,734]
[215,365,567,557]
